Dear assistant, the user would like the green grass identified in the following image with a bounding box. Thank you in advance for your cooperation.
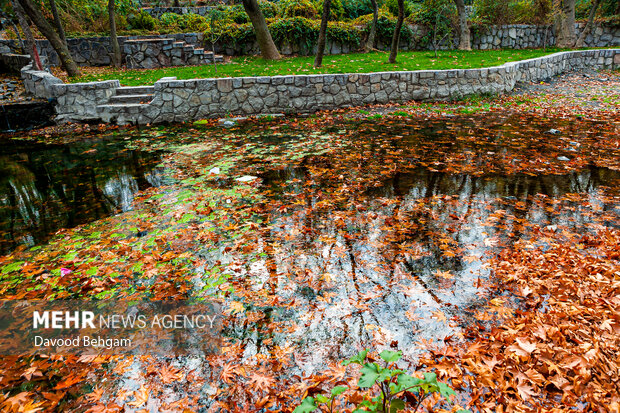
[72,48,571,86]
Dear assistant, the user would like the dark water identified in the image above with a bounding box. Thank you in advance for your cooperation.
[0,138,164,254]
[0,102,55,132]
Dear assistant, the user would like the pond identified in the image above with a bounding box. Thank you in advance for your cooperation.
[0,111,618,410]
[0,137,165,255]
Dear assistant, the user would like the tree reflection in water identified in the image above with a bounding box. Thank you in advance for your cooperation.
[0,139,164,254]
[228,162,620,368]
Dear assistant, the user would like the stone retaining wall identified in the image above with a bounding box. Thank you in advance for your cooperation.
[22,64,120,120]
[472,25,555,50]
[21,49,620,126]
[472,23,619,50]
[0,53,31,75]
[0,33,202,67]
[21,65,64,99]
[52,80,120,121]
[123,38,217,69]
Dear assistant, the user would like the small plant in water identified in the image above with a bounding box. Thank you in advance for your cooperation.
[367,114,383,120]
[294,349,469,413]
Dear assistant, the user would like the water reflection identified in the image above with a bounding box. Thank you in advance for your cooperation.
[236,165,620,366]
[0,139,164,254]
[93,114,620,409]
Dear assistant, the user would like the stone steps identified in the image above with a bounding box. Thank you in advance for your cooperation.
[96,103,150,124]
[167,39,223,64]
[107,86,155,106]
[125,38,225,69]
[115,86,155,95]
[108,94,153,104]
[97,103,148,110]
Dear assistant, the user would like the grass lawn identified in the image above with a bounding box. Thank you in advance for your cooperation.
[66,48,571,86]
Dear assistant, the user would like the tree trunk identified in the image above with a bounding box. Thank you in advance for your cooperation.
[314,0,331,67]
[11,0,43,70]
[575,0,601,48]
[17,0,80,76]
[108,0,121,67]
[554,0,576,48]
[49,0,67,47]
[242,0,280,60]
[388,0,404,63]
[454,0,470,50]
[365,0,378,51]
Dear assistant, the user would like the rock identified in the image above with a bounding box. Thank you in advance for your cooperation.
[219,120,236,127]
[218,117,248,127]
[209,167,221,175]
[547,129,561,135]
[235,175,259,182]
[509,28,517,39]
[557,156,570,161]
[257,113,284,119]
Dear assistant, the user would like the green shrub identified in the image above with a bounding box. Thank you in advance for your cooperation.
[353,8,396,25]
[268,16,318,51]
[313,0,346,20]
[278,0,319,19]
[599,0,620,19]
[225,4,250,24]
[159,13,208,31]
[473,0,515,25]
[326,20,361,44]
[259,0,278,18]
[116,0,140,15]
[159,12,183,28]
[216,1,276,23]
[512,0,552,24]
[341,0,376,20]
[406,0,454,48]
[178,13,209,31]
[408,0,455,24]
[358,13,414,44]
[386,0,414,17]
[127,10,158,30]
[204,17,360,53]
[55,0,139,32]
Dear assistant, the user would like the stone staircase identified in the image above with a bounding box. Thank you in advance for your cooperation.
[166,39,224,66]
[96,86,155,122]
[123,38,223,69]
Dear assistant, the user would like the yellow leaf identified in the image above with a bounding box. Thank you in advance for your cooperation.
[228,301,244,315]
[127,385,149,407]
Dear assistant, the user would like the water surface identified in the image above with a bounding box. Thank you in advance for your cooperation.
[0,137,164,254]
